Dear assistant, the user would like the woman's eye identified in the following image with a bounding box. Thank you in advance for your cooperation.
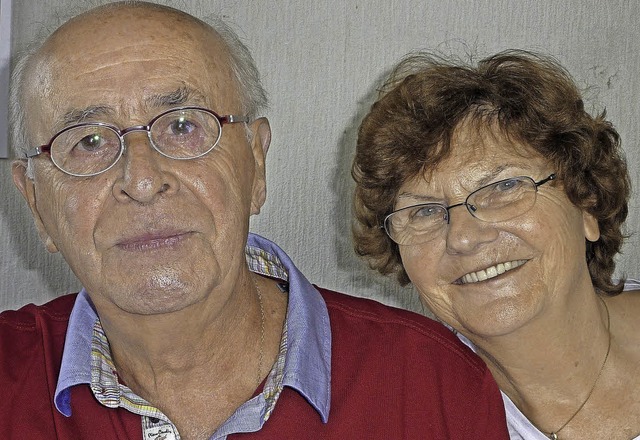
[413,205,444,218]
[494,178,522,192]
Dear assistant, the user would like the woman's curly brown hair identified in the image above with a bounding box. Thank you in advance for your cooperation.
[352,50,629,294]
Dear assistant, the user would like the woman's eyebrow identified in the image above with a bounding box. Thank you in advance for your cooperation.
[396,192,441,203]
[396,163,530,203]
[475,164,516,187]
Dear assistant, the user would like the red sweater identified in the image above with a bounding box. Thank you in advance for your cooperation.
[0,289,508,439]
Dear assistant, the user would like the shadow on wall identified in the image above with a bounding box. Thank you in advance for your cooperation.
[1,159,81,303]
[328,42,485,316]
[330,67,425,315]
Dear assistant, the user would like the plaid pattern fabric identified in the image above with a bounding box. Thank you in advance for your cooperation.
[88,245,291,439]
[246,245,289,281]
[91,320,180,439]
[262,321,288,421]
[244,243,290,421]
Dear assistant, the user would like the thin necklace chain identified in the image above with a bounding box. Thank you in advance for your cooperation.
[545,297,611,440]
[253,278,266,388]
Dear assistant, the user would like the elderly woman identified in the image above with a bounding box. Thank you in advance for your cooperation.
[352,50,640,439]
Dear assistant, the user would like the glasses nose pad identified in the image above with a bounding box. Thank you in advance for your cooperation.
[467,203,479,217]
[443,208,451,225]
[120,126,151,146]
[119,126,156,153]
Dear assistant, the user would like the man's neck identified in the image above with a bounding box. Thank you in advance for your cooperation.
[92,273,288,438]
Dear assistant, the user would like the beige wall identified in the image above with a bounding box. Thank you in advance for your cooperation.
[2,0,638,314]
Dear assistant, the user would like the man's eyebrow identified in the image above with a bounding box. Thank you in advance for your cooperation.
[60,106,115,127]
[56,87,207,128]
[145,87,207,108]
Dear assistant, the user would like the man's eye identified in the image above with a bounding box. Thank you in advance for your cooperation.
[75,134,106,152]
[169,117,197,136]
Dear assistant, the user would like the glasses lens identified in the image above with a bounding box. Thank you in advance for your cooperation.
[150,109,222,159]
[51,125,122,176]
[468,176,537,222]
[385,204,448,245]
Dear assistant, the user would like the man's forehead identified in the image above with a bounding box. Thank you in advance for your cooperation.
[50,2,208,39]
[24,4,239,130]
[41,3,220,59]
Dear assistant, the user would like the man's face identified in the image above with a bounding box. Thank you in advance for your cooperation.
[13,7,269,317]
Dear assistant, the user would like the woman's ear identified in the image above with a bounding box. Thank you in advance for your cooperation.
[582,210,600,242]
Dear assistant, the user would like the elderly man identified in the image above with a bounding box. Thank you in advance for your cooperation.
[2,2,508,439]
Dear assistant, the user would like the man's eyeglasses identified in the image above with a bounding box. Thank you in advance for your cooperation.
[25,106,249,177]
[383,174,556,246]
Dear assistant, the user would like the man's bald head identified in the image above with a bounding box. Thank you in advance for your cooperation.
[11,1,267,159]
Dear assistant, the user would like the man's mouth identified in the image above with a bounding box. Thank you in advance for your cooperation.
[116,231,192,252]
[458,260,527,284]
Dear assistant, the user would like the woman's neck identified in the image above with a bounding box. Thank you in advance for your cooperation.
[470,292,611,434]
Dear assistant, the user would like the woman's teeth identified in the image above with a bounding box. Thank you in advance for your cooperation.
[460,260,527,284]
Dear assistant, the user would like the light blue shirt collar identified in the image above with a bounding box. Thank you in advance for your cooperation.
[54,233,331,425]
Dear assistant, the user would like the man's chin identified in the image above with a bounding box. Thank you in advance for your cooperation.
[89,282,203,317]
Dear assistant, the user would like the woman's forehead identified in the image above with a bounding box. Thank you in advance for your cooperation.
[404,135,548,196]
[439,121,543,168]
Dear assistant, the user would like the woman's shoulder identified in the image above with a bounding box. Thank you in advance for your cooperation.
[622,278,640,292]
[608,278,640,308]
[605,283,640,348]
[608,279,640,311]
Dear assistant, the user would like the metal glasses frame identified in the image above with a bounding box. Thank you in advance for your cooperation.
[383,173,557,245]
[25,106,249,177]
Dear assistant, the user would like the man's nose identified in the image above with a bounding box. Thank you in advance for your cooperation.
[112,131,180,203]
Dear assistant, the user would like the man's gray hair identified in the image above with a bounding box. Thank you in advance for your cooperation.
[208,15,268,120]
[9,2,268,168]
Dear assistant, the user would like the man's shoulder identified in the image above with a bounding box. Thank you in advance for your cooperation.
[316,286,487,374]
[0,294,76,390]
[0,293,77,332]
[316,285,453,339]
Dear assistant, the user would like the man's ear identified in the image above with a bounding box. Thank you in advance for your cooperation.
[12,160,59,253]
[248,117,271,215]
[582,210,600,243]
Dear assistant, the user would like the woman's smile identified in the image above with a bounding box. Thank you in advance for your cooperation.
[456,259,528,285]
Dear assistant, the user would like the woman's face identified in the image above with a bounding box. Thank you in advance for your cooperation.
[397,126,600,339]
